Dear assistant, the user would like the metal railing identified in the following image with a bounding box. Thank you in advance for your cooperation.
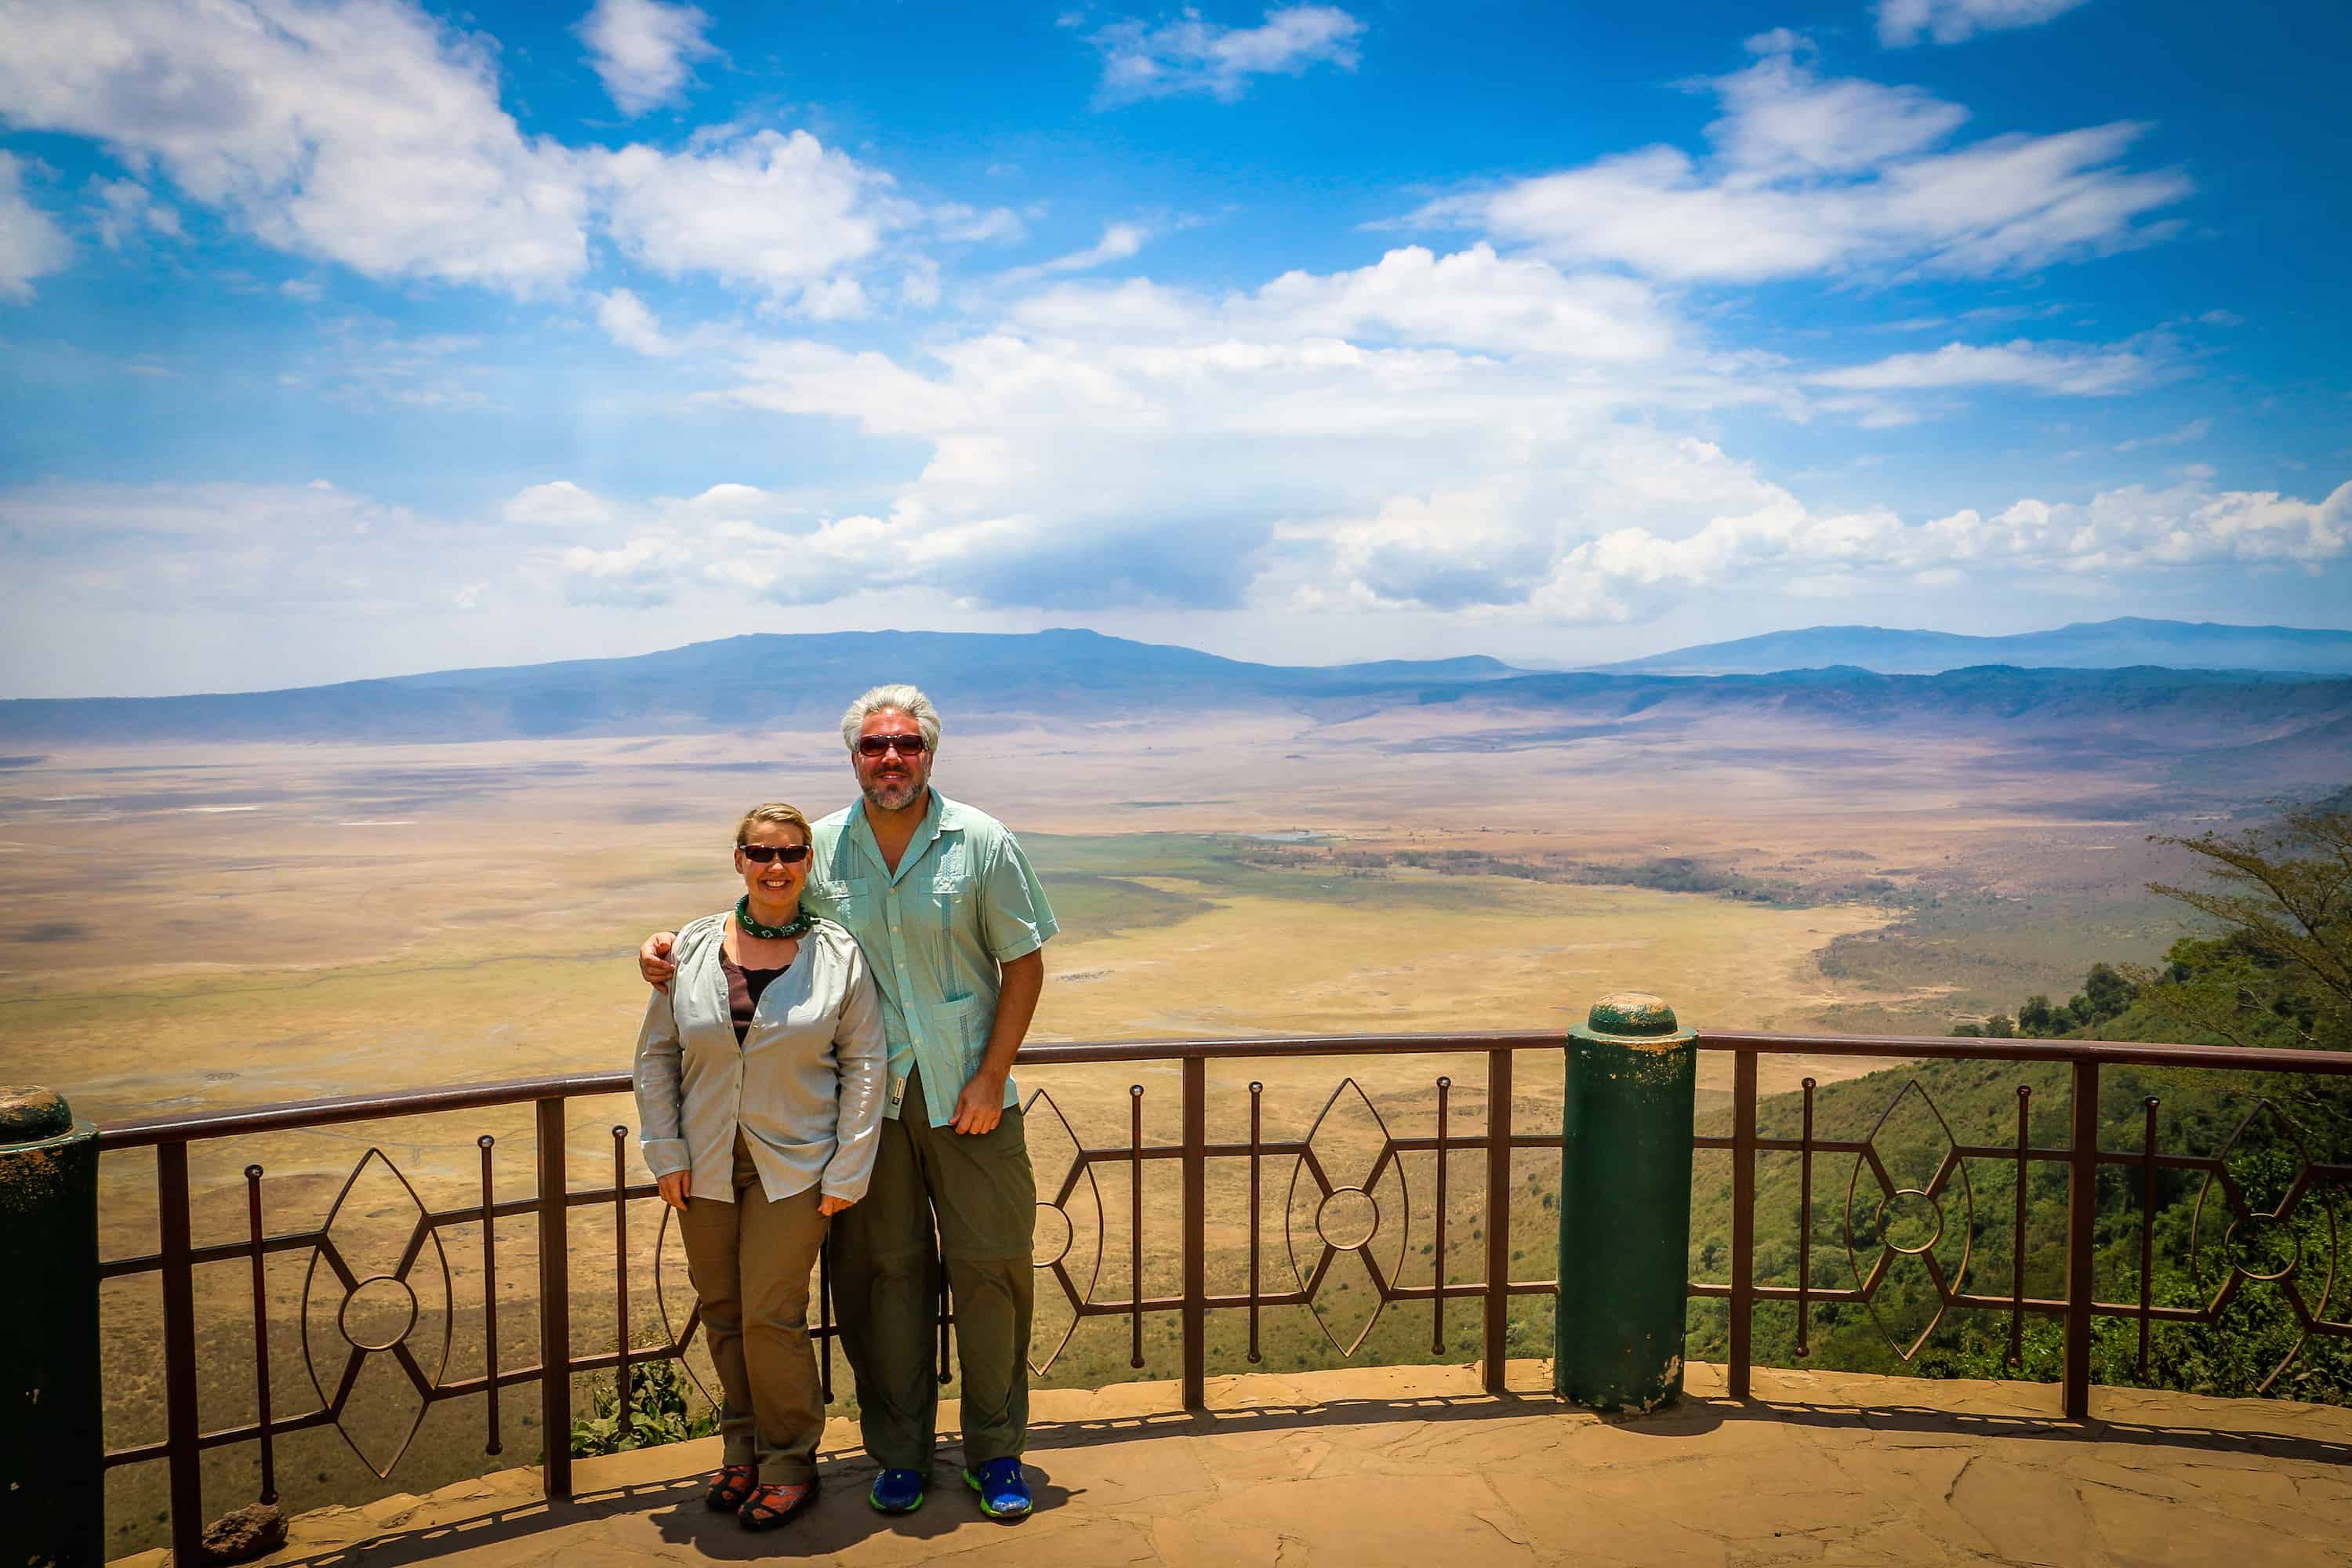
[93,1028,2352,1562]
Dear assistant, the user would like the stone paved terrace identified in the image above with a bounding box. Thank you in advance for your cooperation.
[115,1363,2352,1568]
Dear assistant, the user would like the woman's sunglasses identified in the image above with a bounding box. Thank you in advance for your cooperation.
[737,843,812,864]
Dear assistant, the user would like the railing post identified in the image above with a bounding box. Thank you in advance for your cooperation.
[535,1097,573,1500]
[1,1088,103,1568]
[1730,1048,1758,1400]
[1556,996,1699,1411]
[1482,1047,1513,1392]
[156,1138,205,1565]
[2064,1060,2100,1421]
[1181,1057,1206,1410]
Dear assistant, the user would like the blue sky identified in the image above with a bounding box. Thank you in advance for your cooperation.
[1,0,2347,696]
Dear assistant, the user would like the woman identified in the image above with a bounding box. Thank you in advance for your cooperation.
[634,802,886,1531]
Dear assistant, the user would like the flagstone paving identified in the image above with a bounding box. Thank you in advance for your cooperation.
[115,1362,2352,1568]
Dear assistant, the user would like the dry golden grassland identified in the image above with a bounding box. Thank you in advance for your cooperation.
[0,712,2206,1553]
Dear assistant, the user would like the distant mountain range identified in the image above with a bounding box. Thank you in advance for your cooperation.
[1591,617,2352,677]
[3,626,2350,775]
[0,630,1519,746]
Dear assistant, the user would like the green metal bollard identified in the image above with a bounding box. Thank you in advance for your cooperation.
[1555,994,1697,1413]
[1,1087,103,1568]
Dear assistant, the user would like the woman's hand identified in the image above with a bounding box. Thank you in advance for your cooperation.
[657,1171,691,1212]
[639,931,678,992]
[817,1194,855,1218]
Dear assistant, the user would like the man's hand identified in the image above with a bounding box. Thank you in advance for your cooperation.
[817,1194,855,1217]
[948,949,1040,1135]
[949,1069,1007,1136]
[639,931,678,992]
[657,1171,690,1212]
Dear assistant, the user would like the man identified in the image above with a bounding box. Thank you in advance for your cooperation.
[637,682,1054,1523]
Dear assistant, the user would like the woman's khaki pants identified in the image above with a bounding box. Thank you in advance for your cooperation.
[677,1132,829,1485]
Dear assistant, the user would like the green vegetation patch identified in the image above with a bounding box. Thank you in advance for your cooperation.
[1018,832,1547,926]
[1819,885,2182,1033]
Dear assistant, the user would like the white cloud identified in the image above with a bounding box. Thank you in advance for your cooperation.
[899,256,944,309]
[503,481,612,526]
[1712,36,1968,176]
[0,151,70,301]
[1244,244,1680,361]
[2115,417,2210,452]
[929,203,1026,245]
[659,216,2343,623]
[579,0,718,116]
[595,289,679,356]
[527,419,2350,628]
[0,478,456,612]
[1417,39,2188,283]
[1091,5,1366,103]
[561,535,676,605]
[724,340,978,436]
[1810,338,2158,396]
[797,275,872,321]
[1001,222,1152,284]
[88,177,183,249]
[0,0,590,293]
[0,1,903,307]
[588,129,894,307]
[1877,0,2092,49]
[1515,472,2350,622]
[1324,488,1554,610]
[681,482,780,514]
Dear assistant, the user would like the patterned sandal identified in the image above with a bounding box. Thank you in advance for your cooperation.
[739,1479,818,1532]
[704,1465,756,1512]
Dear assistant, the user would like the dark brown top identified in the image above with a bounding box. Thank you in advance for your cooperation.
[719,955,789,1045]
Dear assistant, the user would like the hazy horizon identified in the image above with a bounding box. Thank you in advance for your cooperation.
[10,612,2352,704]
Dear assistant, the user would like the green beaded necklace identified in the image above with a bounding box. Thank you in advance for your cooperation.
[735,896,815,941]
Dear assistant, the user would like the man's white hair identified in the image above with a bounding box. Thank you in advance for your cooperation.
[840,683,942,755]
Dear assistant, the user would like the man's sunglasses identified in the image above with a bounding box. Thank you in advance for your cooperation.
[855,735,929,757]
[737,843,812,864]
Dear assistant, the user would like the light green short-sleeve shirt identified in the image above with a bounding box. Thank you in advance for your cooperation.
[802,790,1058,1127]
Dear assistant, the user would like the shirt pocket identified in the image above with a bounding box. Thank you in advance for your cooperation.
[935,879,984,952]
[929,994,988,1073]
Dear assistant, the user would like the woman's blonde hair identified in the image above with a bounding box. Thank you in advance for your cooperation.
[734,801,811,848]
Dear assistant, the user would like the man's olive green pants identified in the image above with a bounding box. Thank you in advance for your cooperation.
[830,1067,1035,1472]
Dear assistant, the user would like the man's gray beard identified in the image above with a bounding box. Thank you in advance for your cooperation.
[864,779,922,812]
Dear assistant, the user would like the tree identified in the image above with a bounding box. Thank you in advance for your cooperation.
[2081,961,2138,1022]
[2147,800,2351,1054]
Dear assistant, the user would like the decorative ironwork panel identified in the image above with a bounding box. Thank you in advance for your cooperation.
[1023,1088,1103,1375]
[2188,1100,2343,1392]
[1844,1079,1975,1362]
[298,1149,452,1478]
[1285,1077,1410,1356]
